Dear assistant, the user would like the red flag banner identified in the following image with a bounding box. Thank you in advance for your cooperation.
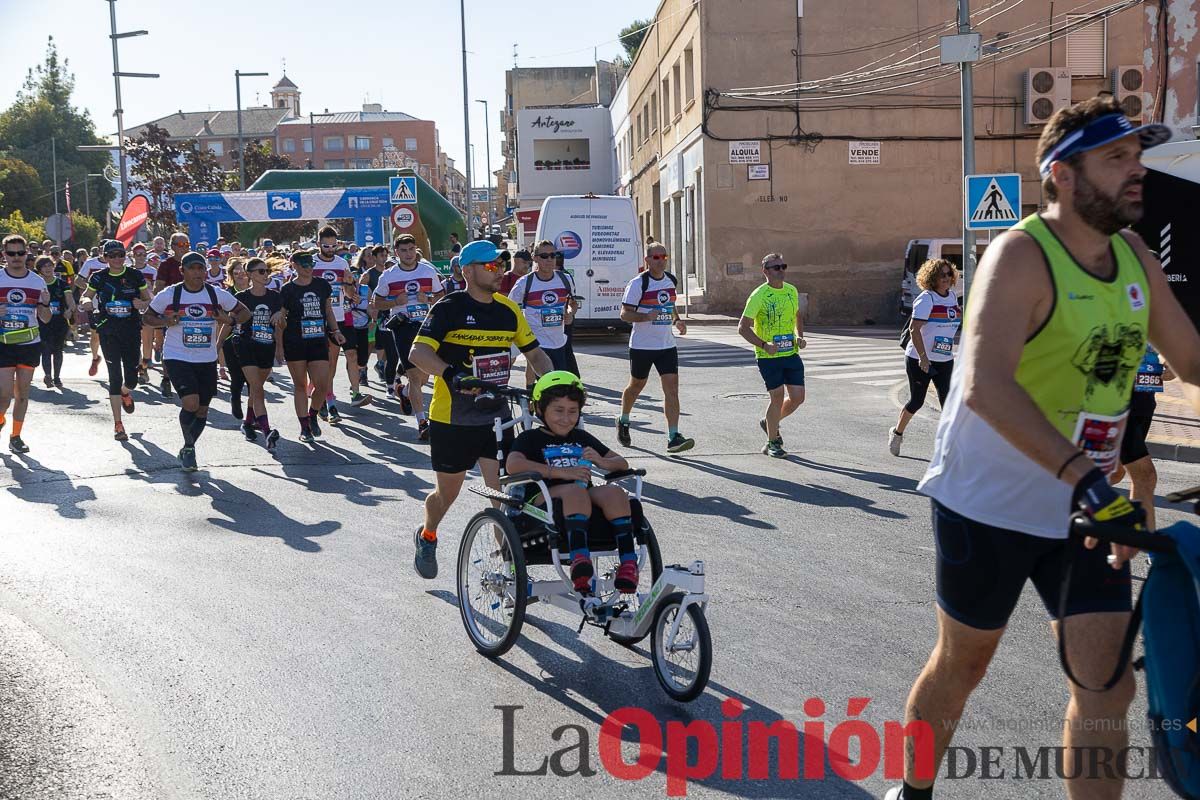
[64,181,74,240]
[114,195,150,247]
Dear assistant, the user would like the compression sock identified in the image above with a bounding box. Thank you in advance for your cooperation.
[257,414,270,434]
[299,416,311,434]
[190,415,208,443]
[668,427,680,439]
[611,516,635,561]
[618,413,630,424]
[244,407,255,425]
[900,783,933,800]
[421,527,437,542]
[11,420,23,438]
[179,410,197,446]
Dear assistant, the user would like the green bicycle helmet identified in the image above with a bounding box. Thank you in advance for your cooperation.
[531,370,584,404]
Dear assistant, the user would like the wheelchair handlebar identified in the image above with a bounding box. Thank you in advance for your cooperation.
[1164,484,1200,504]
[604,468,647,482]
[1068,514,1177,554]
[500,471,542,487]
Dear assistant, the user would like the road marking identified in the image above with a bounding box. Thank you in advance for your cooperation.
[855,378,904,386]
[808,368,909,379]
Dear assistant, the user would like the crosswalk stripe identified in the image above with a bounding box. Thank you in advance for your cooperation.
[854,378,904,386]
[808,367,909,378]
[807,355,900,366]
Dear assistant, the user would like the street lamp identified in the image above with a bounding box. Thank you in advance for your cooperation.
[105,0,158,207]
[235,70,269,190]
[475,99,493,228]
[459,0,472,223]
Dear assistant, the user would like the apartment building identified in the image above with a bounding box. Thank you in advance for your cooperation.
[615,0,1154,321]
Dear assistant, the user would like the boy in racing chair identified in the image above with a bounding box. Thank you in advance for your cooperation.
[506,371,639,595]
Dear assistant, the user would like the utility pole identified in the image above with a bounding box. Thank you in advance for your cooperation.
[235,70,269,190]
[957,0,978,297]
[460,0,472,222]
[476,99,493,226]
[105,0,157,208]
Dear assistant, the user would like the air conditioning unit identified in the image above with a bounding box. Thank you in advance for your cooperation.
[1112,65,1145,121]
[1023,67,1072,126]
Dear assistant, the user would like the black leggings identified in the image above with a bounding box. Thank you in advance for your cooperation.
[904,356,953,414]
[379,327,400,387]
[99,328,141,396]
[39,322,68,380]
[223,337,247,418]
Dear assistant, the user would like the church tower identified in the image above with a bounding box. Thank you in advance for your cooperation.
[270,74,300,118]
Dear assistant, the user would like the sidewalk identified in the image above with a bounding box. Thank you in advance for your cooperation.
[1148,380,1200,463]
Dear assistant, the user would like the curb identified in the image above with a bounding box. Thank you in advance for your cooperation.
[1147,440,1200,464]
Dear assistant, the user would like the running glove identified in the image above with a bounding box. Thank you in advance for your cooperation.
[1073,467,1146,527]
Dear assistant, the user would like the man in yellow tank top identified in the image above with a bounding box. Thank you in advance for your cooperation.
[886,97,1200,800]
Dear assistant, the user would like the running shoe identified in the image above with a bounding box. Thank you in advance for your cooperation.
[374,361,386,381]
[399,387,413,415]
[88,356,100,377]
[358,367,368,385]
[240,421,259,442]
[318,404,329,422]
[138,364,149,385]
[178,446,197,472]
[42,375,53,388]
[299,429,315,444]
[9,436,29,454]
[614,560,639,593]
[308,414,322,438]
[160,375,172,398]
[327,405,342,425]
[266,429,280,452]
[666,433,695,454]
[114,422,128,442]
[350,392,373,408]
[417,419,430,441]
[888,428,903,457]
[413,528,438,579]
[385,387,395,400]
[763,438,787,458]
[52,378,63,390]
[570,554,594,594]
[616,419,631,447]
[120,393,135,414]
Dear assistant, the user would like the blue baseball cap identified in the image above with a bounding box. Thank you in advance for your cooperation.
[1039,113,1172,178]
[459,239,500,266]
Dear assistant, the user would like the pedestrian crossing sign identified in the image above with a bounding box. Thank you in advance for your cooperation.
[389,176,418,206]
[965,173,1021,230]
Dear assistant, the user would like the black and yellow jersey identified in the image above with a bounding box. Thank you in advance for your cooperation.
[415,291,538,426]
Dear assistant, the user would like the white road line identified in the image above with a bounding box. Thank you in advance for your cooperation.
[854,378,904,386]
[806,355,900,366]
[808,368,909,379]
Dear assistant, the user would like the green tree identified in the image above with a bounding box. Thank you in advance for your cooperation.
[127,124,226,234]
[0,158,43,218]
[0,210,47,243]
[230,139,293,190]
[66,211,101,249]
[619,19,653,60]
[0,37,115,224]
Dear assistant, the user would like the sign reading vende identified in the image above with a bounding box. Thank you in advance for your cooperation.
[729,140,761,164]
[849,141,881,164]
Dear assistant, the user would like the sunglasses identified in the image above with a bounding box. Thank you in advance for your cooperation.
[250,268,270,275]
[107,251,127,258]
[294,260,315,269]
[320,243,336,249]
[649,254,669,261]
[474,260,504,273]
[766,263,787,271]
[940,271,955,278]
[4,250,27,257]
[535,252,560,260]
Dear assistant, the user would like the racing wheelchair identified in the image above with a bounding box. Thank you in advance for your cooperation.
[455,384,712,702]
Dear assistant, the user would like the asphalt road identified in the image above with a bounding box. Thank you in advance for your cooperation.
[2,325,1198,800]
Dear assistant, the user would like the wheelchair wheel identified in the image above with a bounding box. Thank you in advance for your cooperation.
[457,509,527,658]
[651,592,712,702]
[602,522,663,647]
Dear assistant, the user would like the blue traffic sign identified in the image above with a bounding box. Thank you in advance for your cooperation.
[389,176,418,205]
[965,173,1021,230]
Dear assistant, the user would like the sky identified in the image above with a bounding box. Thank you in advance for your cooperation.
[0,0,653,189]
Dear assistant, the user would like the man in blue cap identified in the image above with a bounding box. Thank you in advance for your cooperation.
[407,239,553,579]
[884,97,1200,800]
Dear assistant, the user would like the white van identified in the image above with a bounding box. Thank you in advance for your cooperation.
[535,194,641,328]
[900,238,988,315]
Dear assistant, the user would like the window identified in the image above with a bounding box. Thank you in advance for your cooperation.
[206,140,223,156]
[324,159,345,169]
[302,138,313,153]
[323,136,344,151]
[650,92,658,133]
[1066,14,1106,77]
[353,158,373,169]
[282,138,296,153]
[673,61,682,118]
[382,136,395,149]
[353,136,371,151]
[405,137,418,151]
[662,77,671,127]
[636,109,644,145]
[684,45,695,105]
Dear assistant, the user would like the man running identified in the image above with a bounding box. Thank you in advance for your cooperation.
[144,251,250,471]
[154,232,190,398]
[886,97,1200,800]
[617,241,694,453]
[408,239,552,578]
[74,244,108,378]
[0,235,52,453]
[312,225,357,422]
[359,244,390,385]
[738,253,806,458]
[509,241,578,381]
[372,234,443,438]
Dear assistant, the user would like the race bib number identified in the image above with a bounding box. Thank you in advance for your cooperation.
[49,300,62,316]
[540,305,565,328]
[406,303,429,322]
[2,314,26,331]
[542,443,583,468]
[772,333,795,353]
[653,303,675,326]
[182,324,213,349]
[932,336,954,355]
[1072,411,1127,475]
[301,318,325,340]
[472,352,511,385]
[1135,364,1164,393]
[251,323,274,344]
[105,300,133,318]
